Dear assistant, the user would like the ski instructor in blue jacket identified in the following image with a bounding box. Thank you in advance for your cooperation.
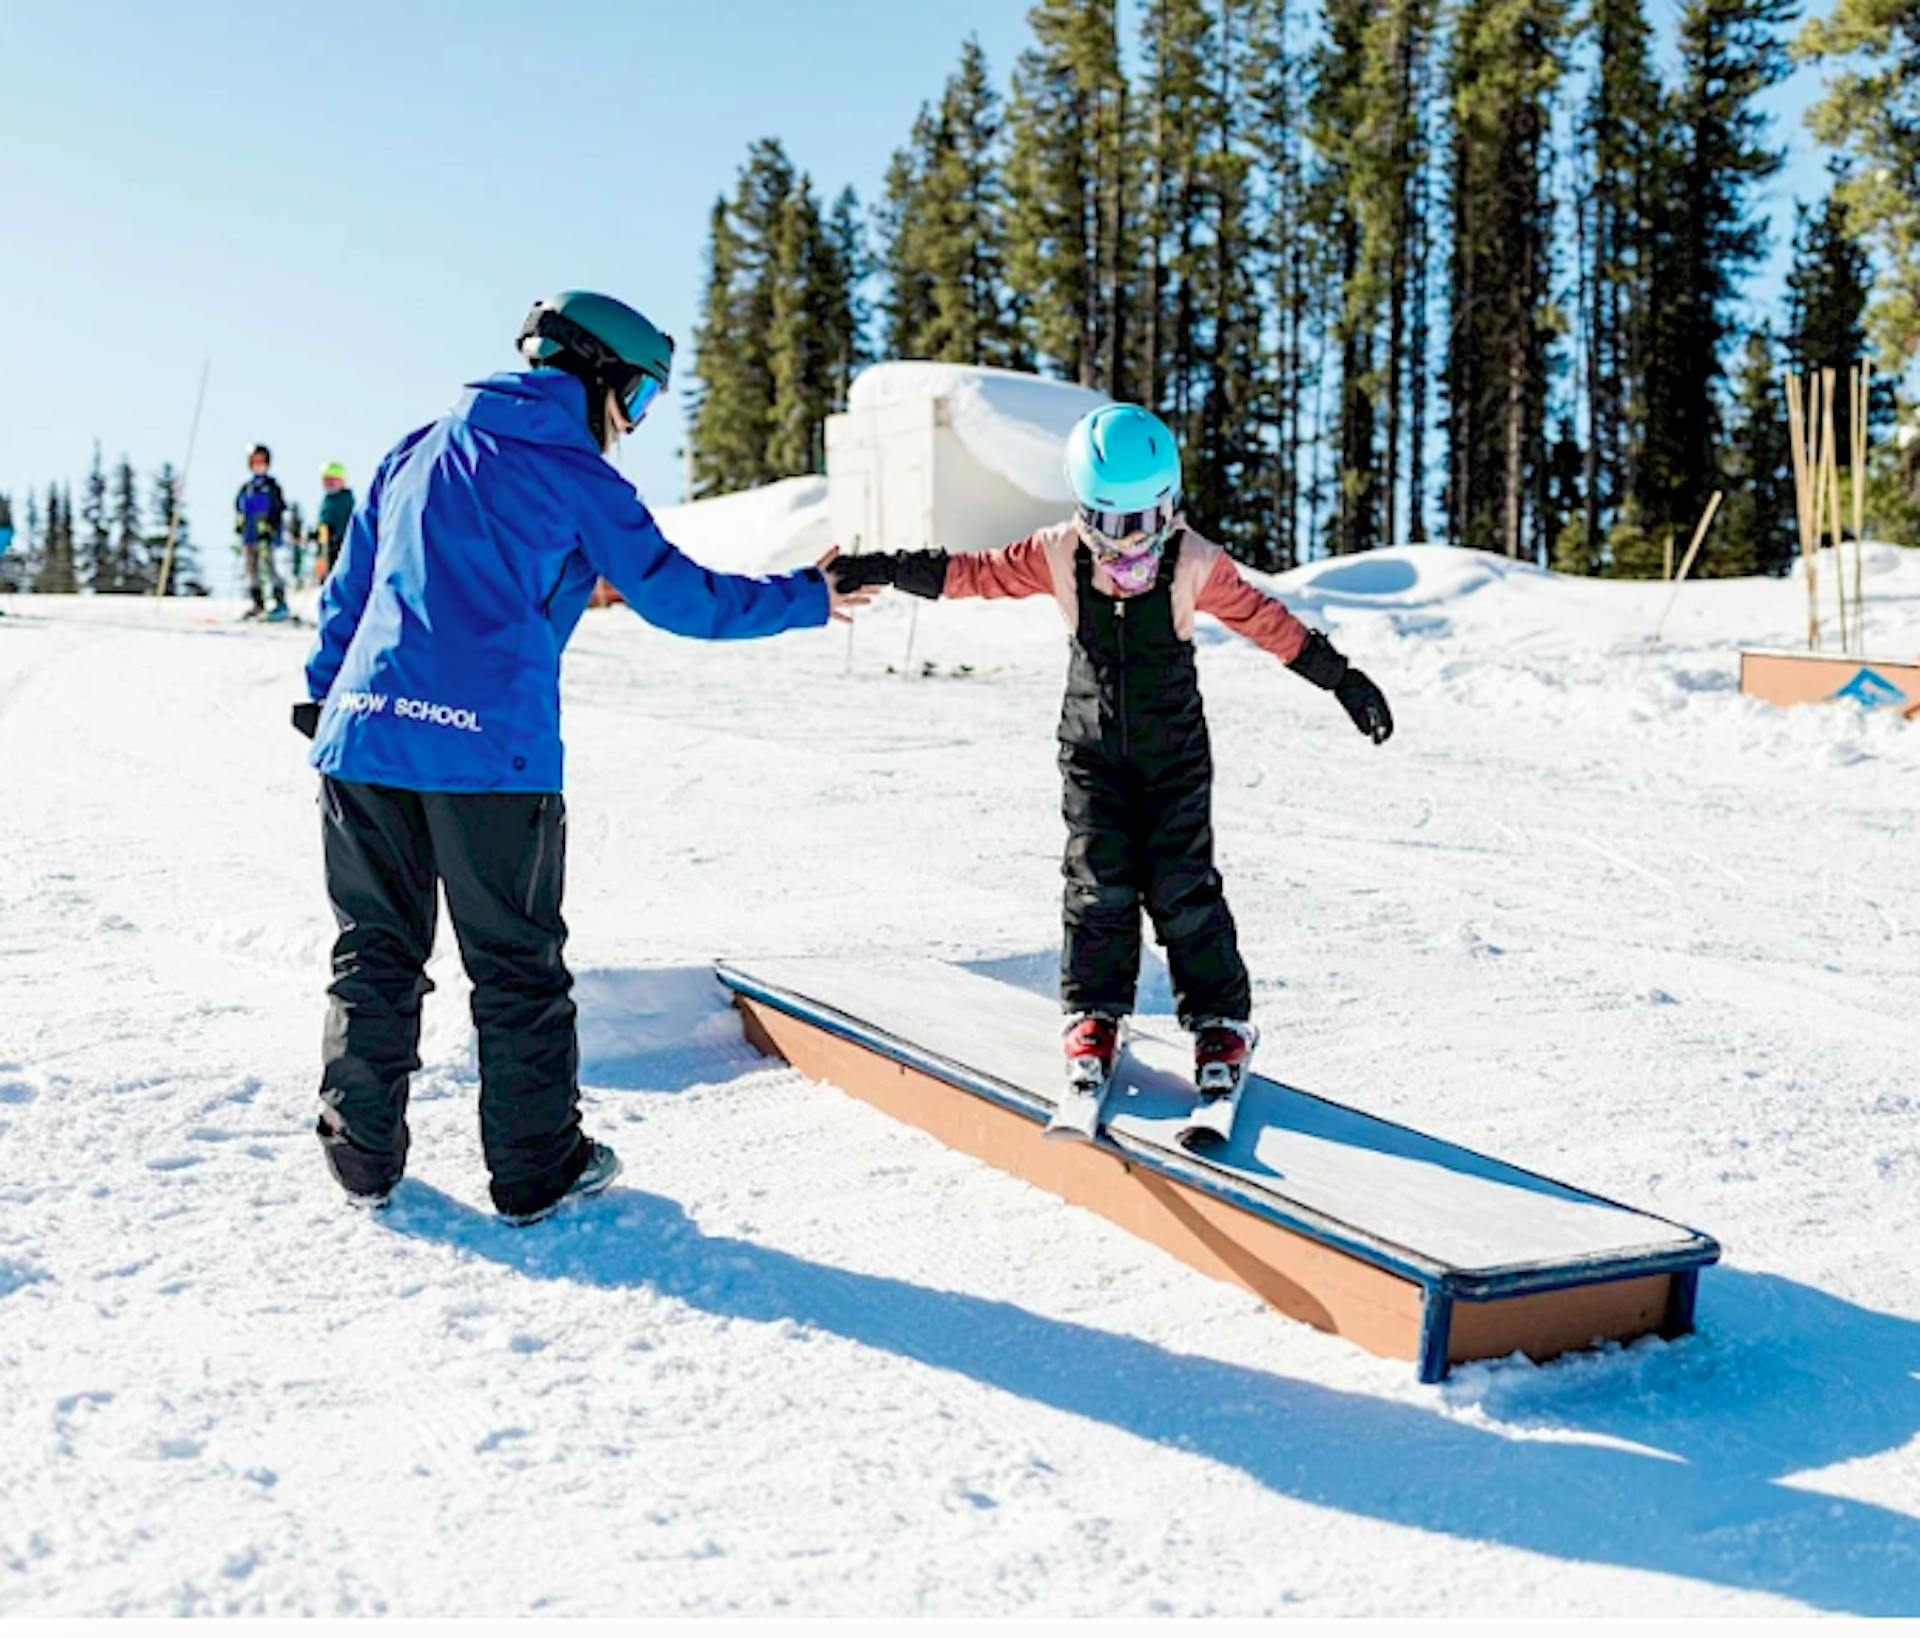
[295,290,872,1224]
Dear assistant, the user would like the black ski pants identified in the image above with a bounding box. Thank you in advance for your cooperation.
[1059,742,1251,1028]
[316,777,588,1218]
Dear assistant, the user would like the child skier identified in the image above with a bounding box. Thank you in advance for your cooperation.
[826,404,1392,1128]
[295,290,872,1223]
[234,444,289,619]
[313,461,354,584]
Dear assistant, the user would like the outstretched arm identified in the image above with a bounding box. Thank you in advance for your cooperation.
[577,463,835,640]
[1197,554,1394,744]
[826,532,1057,603]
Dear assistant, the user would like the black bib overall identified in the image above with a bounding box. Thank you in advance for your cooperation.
[1057,534,1251,1025]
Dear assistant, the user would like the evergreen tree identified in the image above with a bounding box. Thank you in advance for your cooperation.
[1244,0,1313,566]
[1353,0,1439,548]
[1197,0,1269,555]
[1796,0,1920,376]
[876,107,942,360]
[1785,169,1876,455]
[1140,0,1221,433]
[111,457,147,594]
[1004,0,1132,392]
[1310,0,1377,556]
[34,484,78,595]
[689,196,757,497]
[1577,0,1664,558]
[1445,0,1569,559]
[823,186,872,406]
[150,464,202,596]
[766,173,837,475]
[1640,0,1796,545]
[919,37,1016,365]
[1720,327,1796,577]
[82,442,112,592]
[15,493,43,593]
[689,141,820,495]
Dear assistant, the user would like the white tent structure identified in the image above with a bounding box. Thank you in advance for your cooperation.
[826,363,1111,555]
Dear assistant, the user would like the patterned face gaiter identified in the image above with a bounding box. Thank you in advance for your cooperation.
[1099,538,1168,596]
[1077,499,1181,598]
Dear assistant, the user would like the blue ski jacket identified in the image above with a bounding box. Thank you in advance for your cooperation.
[305,369,830,792]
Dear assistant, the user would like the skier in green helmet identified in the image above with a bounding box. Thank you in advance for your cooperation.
[313,461,354,585]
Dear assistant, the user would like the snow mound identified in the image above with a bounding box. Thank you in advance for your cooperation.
[649,474,830,577]
[848,361,1112,501]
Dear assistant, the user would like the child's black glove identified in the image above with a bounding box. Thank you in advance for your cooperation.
[1334,670,1393,744]
[825,550,949,600]
[1288,630,1393,744]
[291,702,320,740]
[825,553,898,592]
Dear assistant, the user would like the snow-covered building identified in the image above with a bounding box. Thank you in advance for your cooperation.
[825,363,1110,555]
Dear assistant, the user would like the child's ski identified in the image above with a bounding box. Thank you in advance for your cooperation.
[1176,1022,1260,1152]
[1046,1063,1114,1142]
[1047,1015,1125,1142]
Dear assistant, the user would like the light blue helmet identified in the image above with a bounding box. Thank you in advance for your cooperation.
[1064,404,1182,516]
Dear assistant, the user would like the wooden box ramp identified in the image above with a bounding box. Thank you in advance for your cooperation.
[715,957,1720,1383]
[1739,647,1920,714]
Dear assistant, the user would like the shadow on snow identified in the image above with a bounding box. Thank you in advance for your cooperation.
[383,1173,1920,1616]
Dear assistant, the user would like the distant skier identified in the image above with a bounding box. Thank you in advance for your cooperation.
[293,290,872,1224]
[826,405,1393,1143]
[313,461,354,584]
[234,444,289,619]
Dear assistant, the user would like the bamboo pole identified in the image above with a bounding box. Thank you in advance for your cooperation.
[1647,489,1725,651]
[1852,362,1870,653]
[153,359,211,600]
[1821,367,1849,654]
[1784,371,1820,651]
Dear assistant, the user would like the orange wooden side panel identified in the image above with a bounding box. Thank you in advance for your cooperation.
[1739,649,1920,710]
[1448,1274,1675,1367]
[739,996,1428,1363]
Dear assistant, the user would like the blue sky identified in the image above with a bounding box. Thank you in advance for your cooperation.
[1,0,1838,576]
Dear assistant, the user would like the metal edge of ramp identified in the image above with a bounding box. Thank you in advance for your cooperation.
[715,959,1720,1378]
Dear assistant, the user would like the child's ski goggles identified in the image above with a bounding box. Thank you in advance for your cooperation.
[1075,495,1181,558]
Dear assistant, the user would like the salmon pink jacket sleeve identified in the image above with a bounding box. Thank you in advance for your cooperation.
[1193,552,1311,665]
[941,532,1058,600]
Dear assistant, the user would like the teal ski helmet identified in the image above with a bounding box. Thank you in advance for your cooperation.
[1064,403,1182,517]
[518,290,675,426]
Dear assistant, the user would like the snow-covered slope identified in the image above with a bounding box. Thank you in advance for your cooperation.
[848,360,1111,501]
[647,473,830,577]
[0,543,1916,1617]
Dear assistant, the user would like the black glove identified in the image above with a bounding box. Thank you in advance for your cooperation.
[1334,669,1394,744]
[825,553,898,593]
[291,701,321,740]
[825,549,949,601]
[1288,630,1393,744]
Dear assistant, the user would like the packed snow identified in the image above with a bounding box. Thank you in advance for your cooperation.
[846,360,1113,501]
[1,527,1917,1616]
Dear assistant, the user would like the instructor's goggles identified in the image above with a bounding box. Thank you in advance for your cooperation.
[616,369,665,427]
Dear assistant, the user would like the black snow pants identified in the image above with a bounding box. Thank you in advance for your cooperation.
[1057,536,1251,1028]
[316,776,588,1218]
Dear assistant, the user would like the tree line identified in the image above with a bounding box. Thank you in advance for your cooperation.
[0,446,206,597]
[688,0,1920,577]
